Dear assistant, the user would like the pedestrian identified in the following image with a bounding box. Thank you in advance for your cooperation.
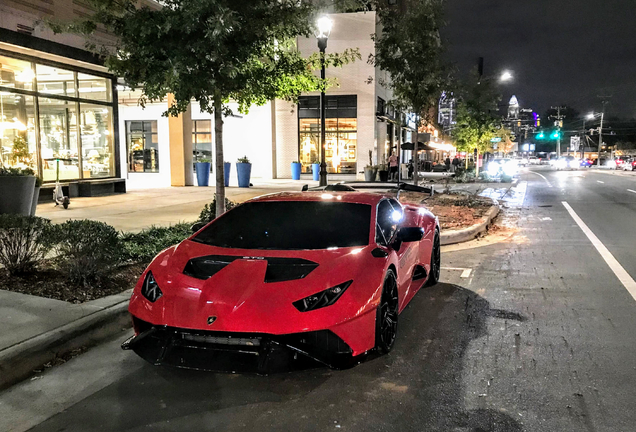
[452,155,460,173]
[388,151,398,181]
[408,159,414,179]
[445,156,451,172]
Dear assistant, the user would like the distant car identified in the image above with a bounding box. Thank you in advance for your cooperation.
[622,158,636,171]
[615,156,630,169]
[528,156,539,165]
[580,158,594,168]
[514,157,528,167]
[539,158,550,165]
[554,156,579,170]
[487,158,518,177]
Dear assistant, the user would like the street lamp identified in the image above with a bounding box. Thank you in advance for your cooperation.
[499,70,513,83]
[316,16,332,187]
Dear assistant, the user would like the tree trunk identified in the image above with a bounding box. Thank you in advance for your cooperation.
[214,96,225,217]
[475,149,480,178]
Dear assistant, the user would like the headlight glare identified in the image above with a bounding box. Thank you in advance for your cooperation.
[293,280,353,312]
[141,271,163,302]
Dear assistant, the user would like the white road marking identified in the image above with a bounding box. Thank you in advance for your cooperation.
[541,217,552,221]
[628,189,636,194]
[562,201,636,302]
[597,180,605,184]
[528,170,553,187]
[441,267,472,278]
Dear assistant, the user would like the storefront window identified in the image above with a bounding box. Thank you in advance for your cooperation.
[0,55,35,91]
[0,52,116,182]
[192,119,212,161]
[78,73,112,102]
[80,104,114,178]
[298,96,357,174]
[36,64,75,97]
[0,93,37,170]
[126,121,159,173]
[299,118,357,174]
[39,97,79,181]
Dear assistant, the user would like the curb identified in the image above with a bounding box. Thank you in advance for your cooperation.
[440,204,500,246]
[0,295,132,391]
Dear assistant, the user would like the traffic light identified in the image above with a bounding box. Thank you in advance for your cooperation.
[536,132,545,139]
[550,130,560,139]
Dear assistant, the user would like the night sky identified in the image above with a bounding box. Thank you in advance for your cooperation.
[442,0,636,119]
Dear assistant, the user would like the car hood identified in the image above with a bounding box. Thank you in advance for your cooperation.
[129,239,384,333]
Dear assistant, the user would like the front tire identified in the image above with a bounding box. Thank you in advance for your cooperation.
[375,269,399,354]
[425,229,441,286]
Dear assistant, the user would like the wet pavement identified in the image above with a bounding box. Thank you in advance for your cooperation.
[3,167,636,431]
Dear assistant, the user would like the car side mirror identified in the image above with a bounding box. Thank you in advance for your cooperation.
[191,222,206,233]
[397,227,425,243]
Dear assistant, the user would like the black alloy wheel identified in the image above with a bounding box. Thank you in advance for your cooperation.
[425,229,441,287]
[375,269,399,353]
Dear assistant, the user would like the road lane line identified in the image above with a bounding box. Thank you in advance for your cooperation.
[460,269,472,278]
[597,180,605,184]
[441,267,472,278]
[528,171,553,187]
[628,189,636,194]
[562,201,636,302]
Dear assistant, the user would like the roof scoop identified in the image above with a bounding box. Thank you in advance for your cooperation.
[183,256,318,283]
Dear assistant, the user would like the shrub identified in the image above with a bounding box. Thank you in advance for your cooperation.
[51,220,121,285]
[197,198,236,224]
[500,174,513,183]
[0,215,52,275]
[120,223,192,263]
[237,155,250,164]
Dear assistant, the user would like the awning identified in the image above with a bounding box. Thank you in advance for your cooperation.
[401,142,435,151]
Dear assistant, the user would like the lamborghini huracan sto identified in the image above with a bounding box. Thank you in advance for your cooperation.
[122,190,440,372]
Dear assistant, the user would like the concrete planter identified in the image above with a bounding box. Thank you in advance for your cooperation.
[0,176,36,215]
[224,162,231,187]
[30,186,40,216]
[236,162,252,188]
[195,162,211,186]
[364,167,377,182]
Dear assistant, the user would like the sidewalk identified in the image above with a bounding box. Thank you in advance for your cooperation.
[36,179,317,232]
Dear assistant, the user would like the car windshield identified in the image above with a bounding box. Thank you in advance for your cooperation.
[193,201,372,250]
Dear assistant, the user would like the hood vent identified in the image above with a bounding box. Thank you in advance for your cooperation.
[183,255,318,283]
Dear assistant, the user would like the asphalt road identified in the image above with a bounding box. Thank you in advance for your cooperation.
[3,166,636,432]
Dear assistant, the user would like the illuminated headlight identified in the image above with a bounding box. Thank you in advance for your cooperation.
[555,160,566,169]
[293,280,353,312]
[141,271,163,302]
[391,210,403,223]
[606,160,616,168]
[568,160,579,168]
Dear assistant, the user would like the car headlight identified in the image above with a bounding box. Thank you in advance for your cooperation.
[141,271,163,302]
[487,163,499,175]
[293,280,353,312]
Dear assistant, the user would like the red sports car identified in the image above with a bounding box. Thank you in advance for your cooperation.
[122,190,440,372]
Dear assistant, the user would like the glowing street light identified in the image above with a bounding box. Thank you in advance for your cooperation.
[499,70,513,82]
[586,113,596,120]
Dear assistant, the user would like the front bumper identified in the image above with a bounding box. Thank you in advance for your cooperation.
[122,317,355,373]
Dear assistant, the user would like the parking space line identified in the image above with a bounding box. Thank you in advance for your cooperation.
[441,267,472,278]
[628,189,636,194]
[562,201,636,302]
[597,180,605,184]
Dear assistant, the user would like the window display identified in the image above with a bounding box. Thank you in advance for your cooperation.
[298,95,357,174]
[192,119,212,161]
[0,53,116,182]
[126,121,159,173]
[80,104,114,178]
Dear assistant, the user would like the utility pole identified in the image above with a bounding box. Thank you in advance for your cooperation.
[550,106,566,157]
[596,103,606,166]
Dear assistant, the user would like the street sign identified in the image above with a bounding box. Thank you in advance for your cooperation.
[570,136,581,152]
[490,137,502,143]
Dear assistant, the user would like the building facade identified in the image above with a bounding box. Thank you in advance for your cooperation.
[2,5,415,191]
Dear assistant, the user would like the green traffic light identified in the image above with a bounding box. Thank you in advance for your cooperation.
[550,131,560,139]
[536,132,545,139]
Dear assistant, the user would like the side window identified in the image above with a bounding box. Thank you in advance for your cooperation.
[376,200,399,245]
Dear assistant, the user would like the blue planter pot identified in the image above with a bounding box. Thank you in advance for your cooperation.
[224,162,231,187]
[236,163,252,188]
[291,162,301,180]
[311,163,320,181]
[196,162,211,186]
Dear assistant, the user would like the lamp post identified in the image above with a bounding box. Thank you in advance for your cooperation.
[588,111,605,166]
[499,70,514,83]
[316,16,332,187]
